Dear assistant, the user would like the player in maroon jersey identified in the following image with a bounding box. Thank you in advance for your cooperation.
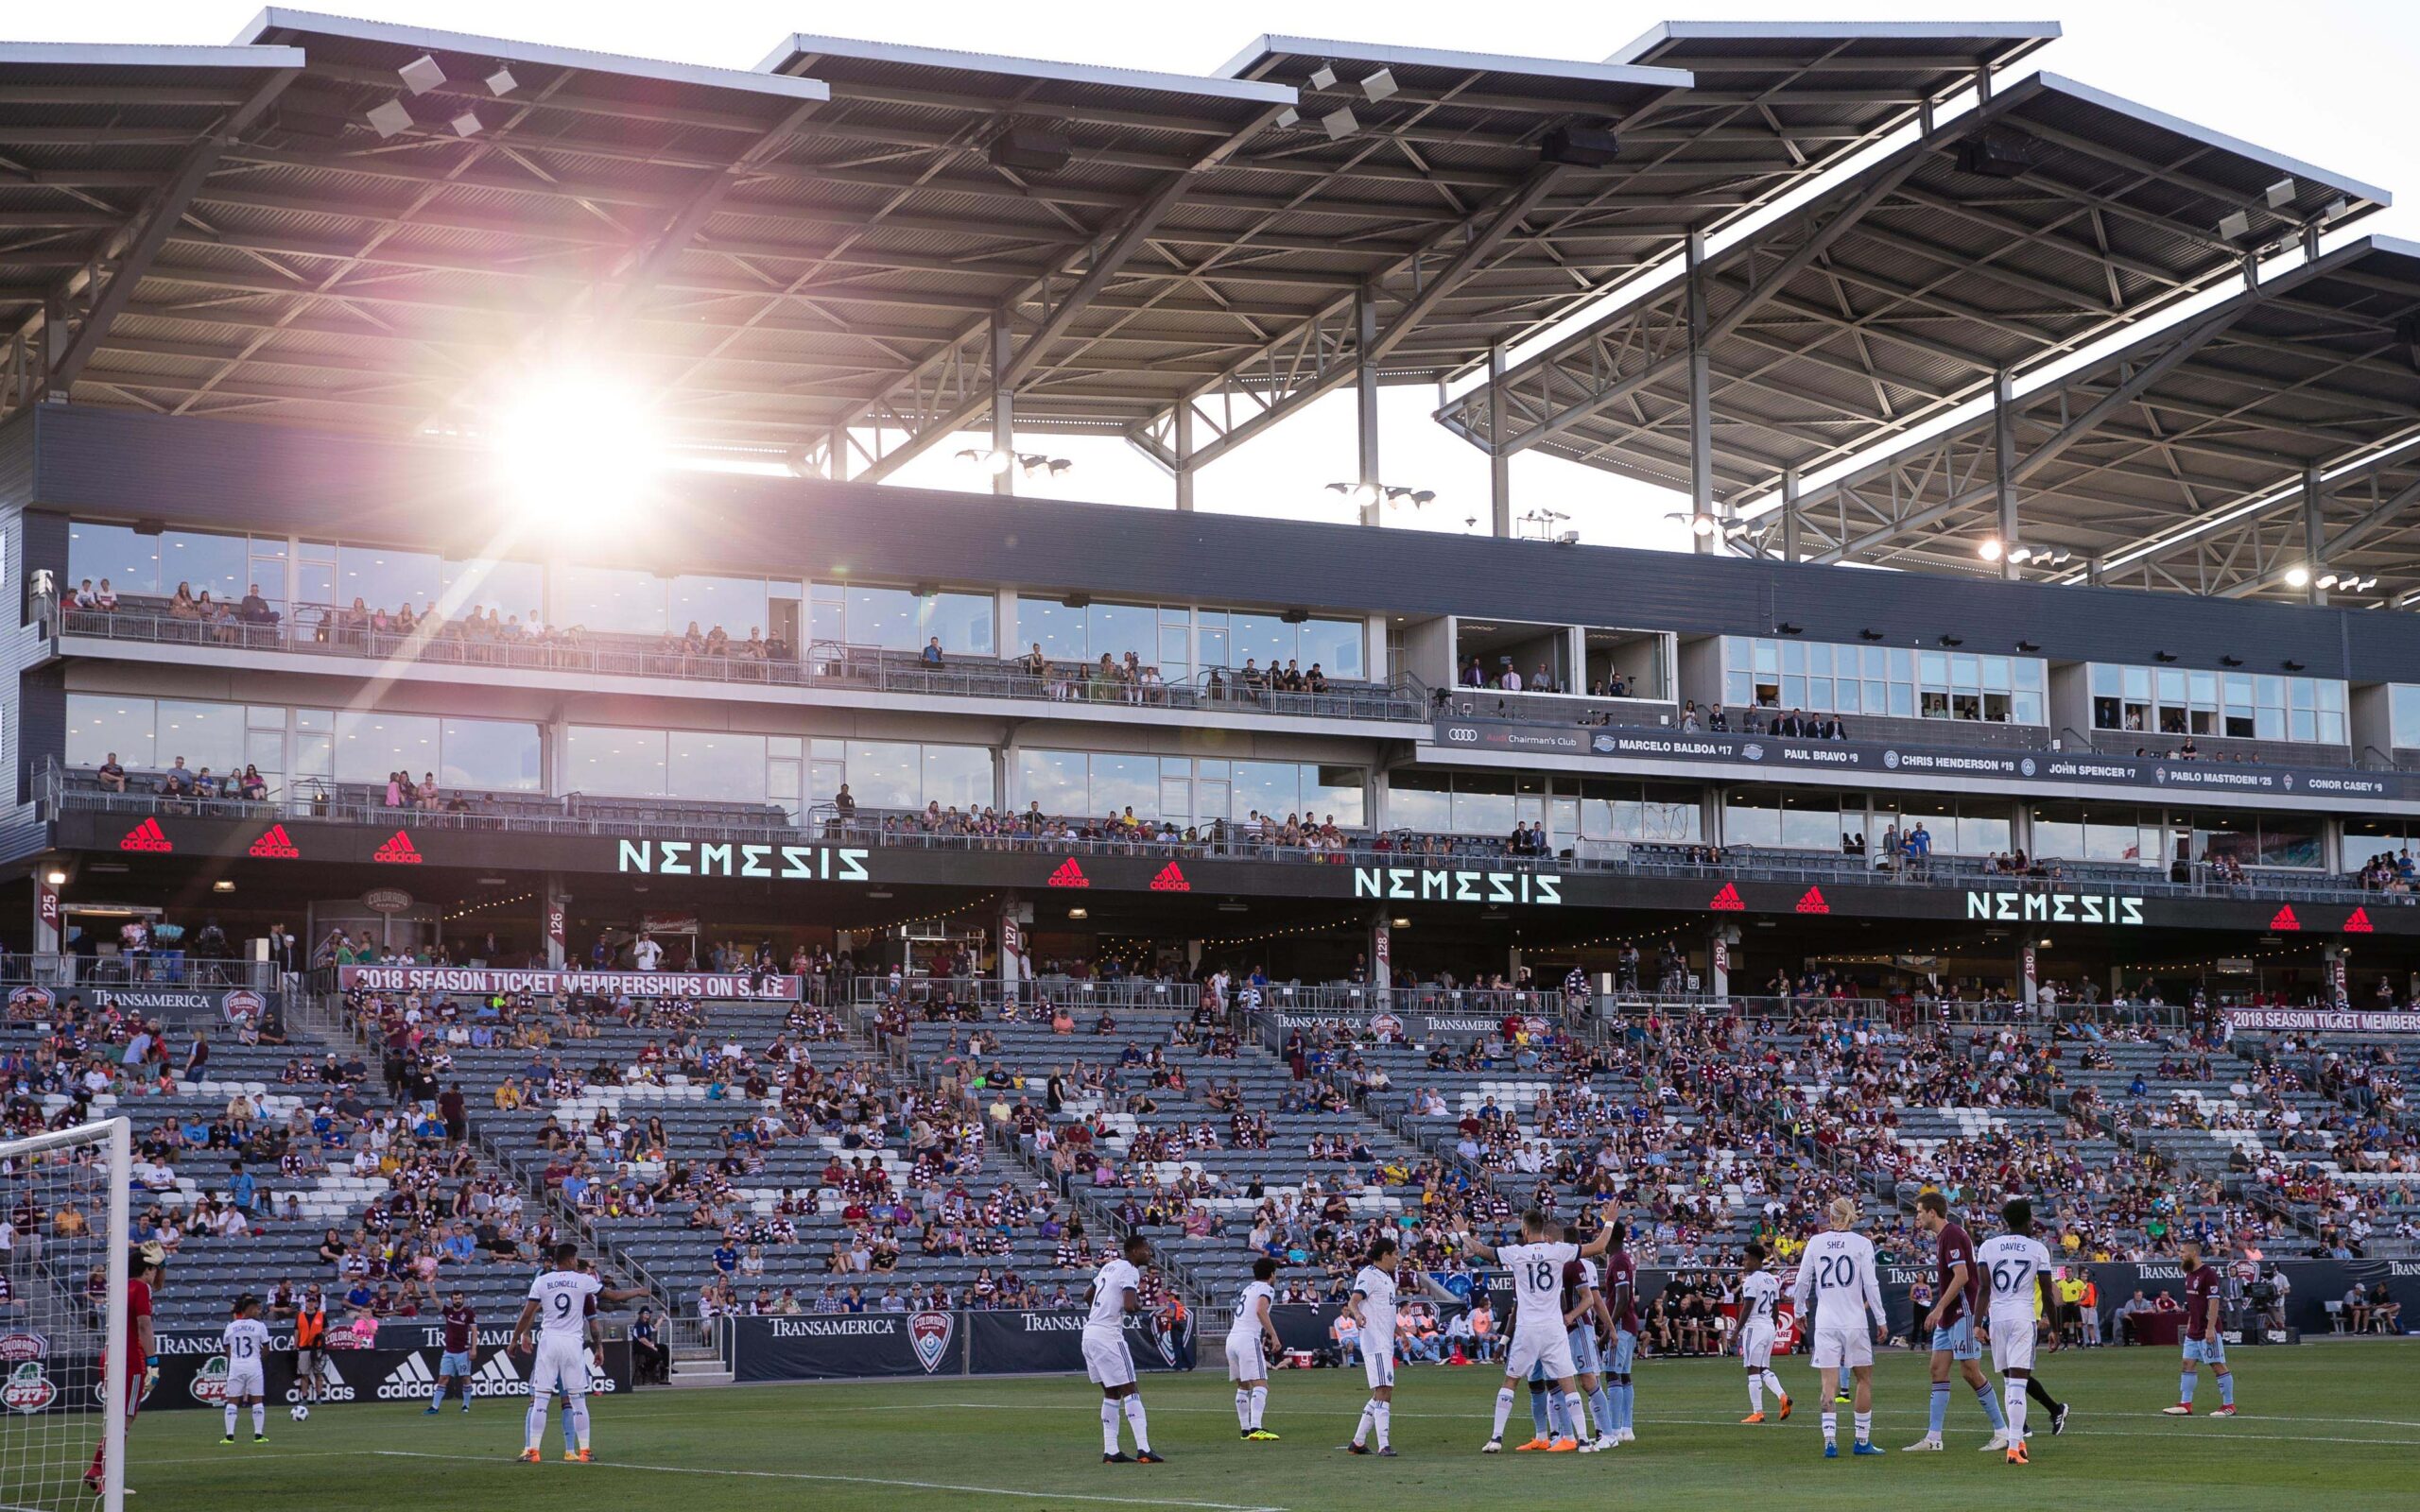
[2162,1239,2237,1417]
[1907,1193,2013,1451]
[427,1286,476,1414]
[85,1246,162,1497]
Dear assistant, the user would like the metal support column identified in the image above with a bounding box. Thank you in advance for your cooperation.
[544,874,569,970]
[1993,369,2020,579]
[1487,343,1512,537]
[1356,286,1381,526]
[1369,912,1392,994]
[826,425,848,481]
[2304,463,2327,605]
[1173,402,1196,511]
[989,310,1015,498]
[1685,232,1714,553]
[1781,467,1803,564]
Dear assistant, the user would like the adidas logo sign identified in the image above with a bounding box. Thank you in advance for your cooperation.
[377,1353,438,1400]
[249,824,301,859]
[1046,857,1088,888]
[1148,862,1189,892]
[1707,883,1744,911]
[2269,904,2301,932]
[468,1350,527,1398]
[372,830,424,864]
[1793,886,1829,915]
[2344,906,2375,934]
[119,817,172,852]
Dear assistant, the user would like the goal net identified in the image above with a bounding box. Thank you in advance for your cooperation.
[0,1119,130,1512]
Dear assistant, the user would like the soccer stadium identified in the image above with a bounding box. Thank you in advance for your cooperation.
[0,9,2416,1512]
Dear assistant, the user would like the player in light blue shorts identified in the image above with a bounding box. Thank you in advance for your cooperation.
[2182,1334,2226,1366]
[1929,1314,1982,1361]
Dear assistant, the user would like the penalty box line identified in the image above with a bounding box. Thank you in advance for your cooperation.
[370,1449,1289,1510]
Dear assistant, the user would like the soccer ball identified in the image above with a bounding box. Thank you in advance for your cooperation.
[290,1404,310,1422]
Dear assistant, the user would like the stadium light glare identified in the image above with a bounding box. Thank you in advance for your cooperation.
[1978,536,2004,561]
[2285,565,2312,588]
[1688,511,1717,538]
[493,374,666,528]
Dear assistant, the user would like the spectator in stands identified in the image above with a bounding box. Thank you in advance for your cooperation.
[922,636,944,667]
[158,757,194,799]
[96,753,128,793]
[238,584,277,626]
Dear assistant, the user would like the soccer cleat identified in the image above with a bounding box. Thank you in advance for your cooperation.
[563,1450,590,1463]
[1514,1436,1550,1452]
[1835,1390,1852,1404]
[1103,1452,1133,1464]
[1824,1441,1840,1459]
[2162,1404,2192,1417]
[1903,1436,1944,1452]
[1777,1394,1792,1421]
[1239,1429,1253,1439]
[1546,1437,1580,1452]
[1375,1447,1398,1458]
[1576,1440,1600,1454]
[1592,1435,1619,1452]
[252,1435,268,1445]
[517,1450,542,1463]
[220,1435,235,1446]
[1246,1430,1280,1441]
[1480,1438,1503,1454]
[1345,1443,1372,1455]
[1618,1428,1634,1444]
[424,1406,441,1417]
[2006,1442,2030,1467]
[1739,1412,1766,1425]
[1979,1431,2011,1452]
[1852,1442,1888,1456]
[2050,1403,2071,1436]
[2210,1405,2237,1418]
[1135,1452,1165,1464]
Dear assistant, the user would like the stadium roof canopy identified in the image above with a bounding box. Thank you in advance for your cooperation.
[1780,236,2420,606]
[0,12,2058,480]
[1432,72,2392,520]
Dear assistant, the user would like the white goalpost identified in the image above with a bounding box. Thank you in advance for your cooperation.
[0,1118,130,1512]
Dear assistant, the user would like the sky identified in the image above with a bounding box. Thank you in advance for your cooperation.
[17,1,2420,552]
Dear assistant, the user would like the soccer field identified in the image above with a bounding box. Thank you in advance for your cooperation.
[122,1342,2420,1512]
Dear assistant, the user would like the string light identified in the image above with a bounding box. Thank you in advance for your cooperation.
[444,889,538,921]
[1201,915,1363,949]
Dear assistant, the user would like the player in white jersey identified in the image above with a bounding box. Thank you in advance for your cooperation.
[1734,1243,1791,1424]
[1789,1196,1890,1458]
[1225,1256,1283,1441]
[1458,1202,1620,1453]
[1083,1233,1164,1463]
[1340,1237,1402,1455]
[510,1242,648,1463]
[217,1294,271,1445]
[1974,1198,2060,1467]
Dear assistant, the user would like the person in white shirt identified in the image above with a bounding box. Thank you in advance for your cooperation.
[631,934,663,971]
[1082,1233,1162,1463]
[218,1295,272,1444]
[1735,1242,1791,1424]
[510,1243,647,1463]
[1789,1195,1890,1456]
[1456,1201,1620,1453]
[1224,1257,1282,1441]
[1975,1198,2061,1466]
[1340,1237,1403,1455]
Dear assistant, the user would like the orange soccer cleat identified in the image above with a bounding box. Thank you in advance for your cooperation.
[517,1450,542,1464]
[1739,1413,1767,1424]
[1514,1436,1551,1452]
[1777,1394,1793,1421]
[1546,1438,1580,1452]
[564,1449,592,1463]
[2006,1441,2030,1467]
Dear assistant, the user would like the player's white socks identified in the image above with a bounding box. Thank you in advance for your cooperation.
[1821,1410,1838,1445]
[570,1398,591,1452]
[1372,1400,1392,1451]
[1101,1400,1122,1454]
[1559,1393,1585,1442]
[1759,1369,1788,1405]
[1249,1385,1267,1432]
[1748,1374,1764,1413]
[251,1402,266,1436]
[1354,1401,1373,1448]
[1853,1411,1873,1446]
[1236,1388,1253,1431]
[1491,1386,1517,1442]
[1122,1396,1151,1453]
[224,1403,237,1436]
[525,1399,549,1452]
[2004,1382,2027,1442]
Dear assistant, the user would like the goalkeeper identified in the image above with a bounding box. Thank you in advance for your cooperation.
[84,1244,163,1497]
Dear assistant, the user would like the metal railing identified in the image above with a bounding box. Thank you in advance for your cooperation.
[50,598,1431,724]
[0,950,283,993]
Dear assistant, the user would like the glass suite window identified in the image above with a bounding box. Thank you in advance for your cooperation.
[66,695,157,769]
[441,557,544,620]
[566,727,667,798]
[1016,748,1088,813]
[1016,599,1086,661]
[669,576,769,639]
[1087,604,1158,669]
[1721,636,2036,723]
[337,547,440,613]
[439,718,542,792]
[2091,662,2344,745]
[838,741,918,809]
[334,712,441,786]
[556,565,665,636]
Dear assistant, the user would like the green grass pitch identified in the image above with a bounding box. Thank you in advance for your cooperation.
[128,1342,2420,1512]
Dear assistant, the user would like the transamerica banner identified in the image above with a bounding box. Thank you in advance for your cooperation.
[335,966,803,1000]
